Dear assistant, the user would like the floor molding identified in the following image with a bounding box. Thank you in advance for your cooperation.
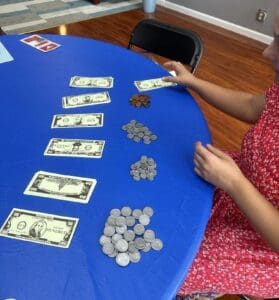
[157,0,273,44]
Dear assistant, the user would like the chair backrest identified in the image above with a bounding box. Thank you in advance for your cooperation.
[128,19,203,74]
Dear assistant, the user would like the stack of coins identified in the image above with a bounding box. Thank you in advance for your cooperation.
[122,120,158,144]
[99,206,163,267]
[129,94,150,108]
[130,155,157,181]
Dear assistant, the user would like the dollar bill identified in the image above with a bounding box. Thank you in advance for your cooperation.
[62,91,111,109]
[134,77,177,91]
[69,76,114,88]
[0,208,79,248]
[51,113,104,128]
[24,171,97,203]
[44,138,105,158]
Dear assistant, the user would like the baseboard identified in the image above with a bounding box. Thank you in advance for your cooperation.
[157,0,273,44]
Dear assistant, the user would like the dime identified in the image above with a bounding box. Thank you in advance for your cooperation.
[102,242,115,255]
[143,207,154,217]
[151,238,163,251]
[115,239,129,252]
[129,251,141,263]
[124,230,135,242]
[134,224,145,235]
[139,214,150,226]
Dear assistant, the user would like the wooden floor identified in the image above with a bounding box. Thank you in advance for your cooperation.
[35,5,274,153]
[34,6,273,299]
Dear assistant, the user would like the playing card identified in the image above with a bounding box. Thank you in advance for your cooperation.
[44,138,105,158]
[69,76,114,88]
[62,92,111,108]
[20,34,61,52]
[0,208,79,248]
[134,77,177,91]
[51,113,104,128]
[24,171,97,204]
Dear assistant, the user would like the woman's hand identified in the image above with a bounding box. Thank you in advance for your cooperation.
[162,61,196,86]
[194,142,244,193]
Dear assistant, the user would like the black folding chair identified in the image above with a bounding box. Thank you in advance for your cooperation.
[127,19,203,74]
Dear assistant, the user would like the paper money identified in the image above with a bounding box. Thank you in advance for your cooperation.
[51,113,104,128]
[134,77,177,91]
[62,91,111,108]
[69,76,114,88]
[0,208,79,248]
[24,171,97,203]
[44,138,105,158]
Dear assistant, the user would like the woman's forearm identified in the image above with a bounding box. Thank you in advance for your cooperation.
[228,175,279,253]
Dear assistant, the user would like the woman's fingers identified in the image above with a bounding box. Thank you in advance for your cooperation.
[206,144,227,159]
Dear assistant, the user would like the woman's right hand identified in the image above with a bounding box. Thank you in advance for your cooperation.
[162,61,197,87]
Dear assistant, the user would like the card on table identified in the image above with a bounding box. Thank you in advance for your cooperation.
[20,34,60,52]
[24,171,97,204]
[62,91,111,108]
[134,77,177,91]
[69,76,114,88]
[44,138,105,158]
[0,208,79,248]
[51,113,104,128]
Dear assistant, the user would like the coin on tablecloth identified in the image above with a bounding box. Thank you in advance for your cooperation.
[116,253,130,267]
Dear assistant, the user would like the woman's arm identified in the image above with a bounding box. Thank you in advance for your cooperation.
[194,142,279,252]
[163,61,266,123]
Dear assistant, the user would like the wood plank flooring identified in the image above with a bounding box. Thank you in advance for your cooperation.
[34,7,273,299]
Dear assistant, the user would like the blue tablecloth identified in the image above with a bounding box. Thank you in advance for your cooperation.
[0,35,213,300]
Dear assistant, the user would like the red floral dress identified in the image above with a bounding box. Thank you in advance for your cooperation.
[178,83,279,298]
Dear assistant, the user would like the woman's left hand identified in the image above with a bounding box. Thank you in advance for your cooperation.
[194,141,244,193]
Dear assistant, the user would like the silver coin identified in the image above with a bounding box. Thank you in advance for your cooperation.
[151,238,163,251]
[143,229,155,242]
[111,233,123,244]
[150,134,157,140]
[126,216,136,227]
[116,224,127,234]
[128,241,137,253]
[139,214,150,226]
[115,216,126,226]
[132,209,142,219]
[116,253,130,267]
[142,242,151,252]
[102,242,115,255]
[124,230,135,242]
[129,251,141,263]
[115,239,129,252]
[134,237,146,250]
[110,208,121,217]
[104,225,115,237]
[133,224,145,235]
[107,215,116,226]
[99,235,111,246]
[108,249,118,258]
[143,207,154,217]
[121,206,132,217]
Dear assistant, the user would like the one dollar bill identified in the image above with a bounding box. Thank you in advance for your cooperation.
[69,76,114,88]
[51,113,104,128]
[0,208,79,248]
[62,91,111,108]
[24,171,97,204]
[134,77,177,92]
[44,138,105,158]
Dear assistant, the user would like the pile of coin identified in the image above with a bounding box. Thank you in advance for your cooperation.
[130,155,157,181]
[122,120,157,144]
[100,206,163,267]
[129,94,150,108]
